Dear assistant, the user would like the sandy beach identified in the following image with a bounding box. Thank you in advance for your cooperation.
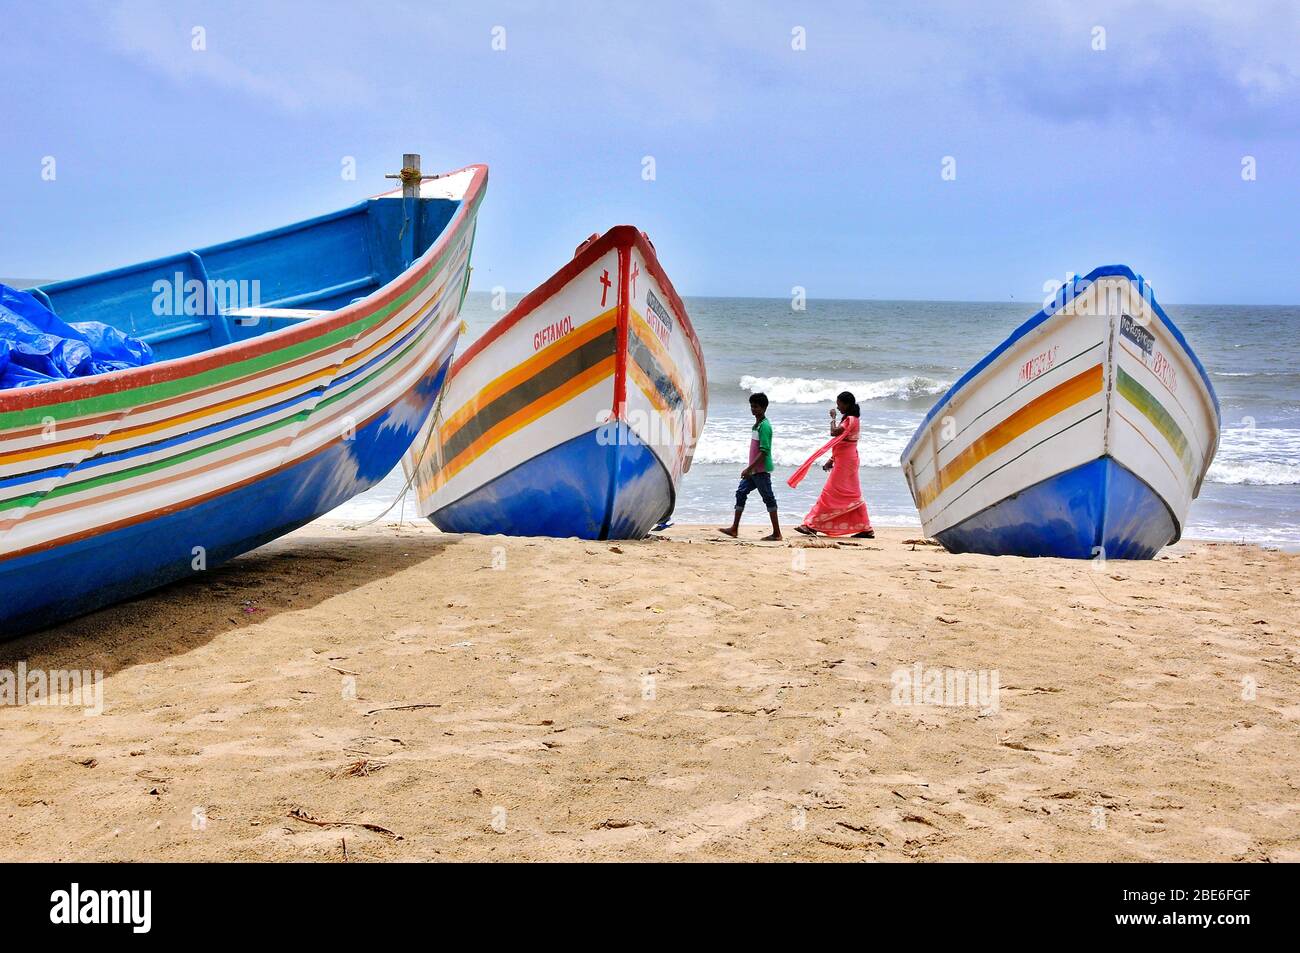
[1,521,1297,862]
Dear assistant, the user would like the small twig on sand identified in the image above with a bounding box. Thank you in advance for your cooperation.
[365,703,441,715]
[287,808,401,840]
[332,759,387,778]
[1088,574,1122,605]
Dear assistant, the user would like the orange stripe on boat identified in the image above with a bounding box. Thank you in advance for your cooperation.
[439,309,617,444]
[427,355,616,494]
[0,351,452,562]
[916,363,1103,510]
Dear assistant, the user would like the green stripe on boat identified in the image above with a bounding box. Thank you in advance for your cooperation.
[1115,366,1195,479]
[0,312,452,512]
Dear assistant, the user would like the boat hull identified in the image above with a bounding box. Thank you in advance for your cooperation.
[430,421,671,540]
[0,355,452,634]
[0,166,487,637]
[934,456,1177,559]
[902,266,1219,559]
[405,226,706,540]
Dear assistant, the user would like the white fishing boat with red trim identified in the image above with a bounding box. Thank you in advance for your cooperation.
[901,266,1219,559]
[0,156,486,636]
[403,226,707,539]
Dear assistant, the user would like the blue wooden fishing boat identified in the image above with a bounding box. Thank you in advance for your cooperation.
[0,157,486,636]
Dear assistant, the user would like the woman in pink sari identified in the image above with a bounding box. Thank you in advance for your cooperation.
[789,391,873,538]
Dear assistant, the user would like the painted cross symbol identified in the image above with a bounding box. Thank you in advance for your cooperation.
[599,269,611,307]
[630,262,640,299]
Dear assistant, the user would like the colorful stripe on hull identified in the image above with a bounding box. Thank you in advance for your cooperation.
[426,309,620,494]
[0,354,454,635]
[914,363,1104,511]
[1114,365,1196,480]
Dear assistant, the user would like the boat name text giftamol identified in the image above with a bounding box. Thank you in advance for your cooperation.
[534,314,573,351]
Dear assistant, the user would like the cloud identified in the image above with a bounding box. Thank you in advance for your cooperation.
[102,0,381,113]
[926,0,1300,136]
[697,0,1300,139]
[95,0,1300,139]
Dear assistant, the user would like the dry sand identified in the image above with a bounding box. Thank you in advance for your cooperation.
[1,522,1297,862]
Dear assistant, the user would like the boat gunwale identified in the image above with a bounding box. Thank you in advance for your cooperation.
[900,265,1221,467]
[449,225,707,416]
[0,164,488,416]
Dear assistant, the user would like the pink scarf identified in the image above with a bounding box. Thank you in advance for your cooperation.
[787,425,853,489]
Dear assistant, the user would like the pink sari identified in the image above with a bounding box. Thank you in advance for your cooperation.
[787,415,872,536]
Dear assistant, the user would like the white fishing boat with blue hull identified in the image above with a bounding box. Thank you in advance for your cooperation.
[901,266,1219,559]
[403,226,707,540]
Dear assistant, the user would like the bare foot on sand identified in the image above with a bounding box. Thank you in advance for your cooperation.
[717,527,738,537]
[762,533,783,541]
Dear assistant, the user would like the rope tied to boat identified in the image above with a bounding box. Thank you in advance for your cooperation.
[385,160,442,252]
[340,319,466,531]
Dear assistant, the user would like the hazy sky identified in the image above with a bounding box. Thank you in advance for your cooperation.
[2,1,1297,302]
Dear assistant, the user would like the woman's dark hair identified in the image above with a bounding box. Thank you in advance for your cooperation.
[837,391,861,417]
[749,392,769,410]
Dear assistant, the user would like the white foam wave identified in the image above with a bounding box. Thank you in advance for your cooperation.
[738,374,951,404]
[1205,460,1300,486]
[1207,426,1300,485]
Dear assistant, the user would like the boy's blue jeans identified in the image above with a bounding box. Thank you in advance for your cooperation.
[735,472,778,513]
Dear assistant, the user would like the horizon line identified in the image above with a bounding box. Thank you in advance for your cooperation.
[7,278,1294,310]
[465,288,1300,309]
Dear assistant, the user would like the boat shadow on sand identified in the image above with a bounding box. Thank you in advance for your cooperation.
[0,529,463,674]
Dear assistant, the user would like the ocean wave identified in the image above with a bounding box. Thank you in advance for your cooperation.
[1205,460,1300,486]
[1207,426,1300,483]
[1182,521,1300,547]
[1216,426,1300,453]
[737,374,951,405]
[1212,370,1300,378]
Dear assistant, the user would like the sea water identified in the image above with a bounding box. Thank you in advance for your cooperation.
[332,292,1300,547]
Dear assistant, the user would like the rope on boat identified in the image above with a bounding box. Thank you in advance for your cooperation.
[389,166,442,249]
[398,166,429,187]
[339,322,464,532]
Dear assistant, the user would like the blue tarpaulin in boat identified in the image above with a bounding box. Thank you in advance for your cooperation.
[0,282,153,389]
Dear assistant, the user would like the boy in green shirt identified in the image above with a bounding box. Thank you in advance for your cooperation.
[719,392,782,541]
